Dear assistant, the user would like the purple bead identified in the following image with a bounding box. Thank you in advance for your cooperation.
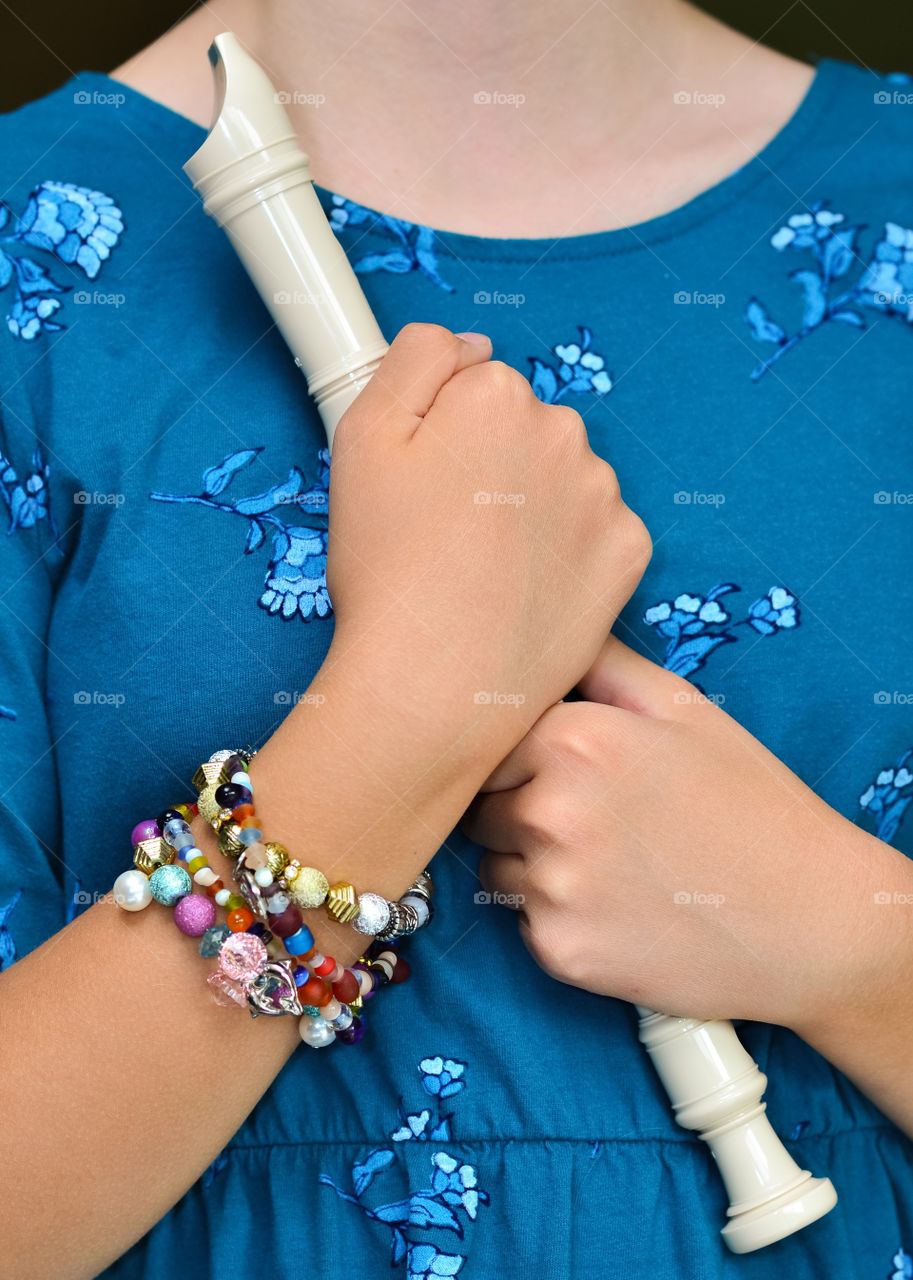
[173,893,217,937]
[337,1015,366,1044]
[131,819,161,845]
[214,783,251,810]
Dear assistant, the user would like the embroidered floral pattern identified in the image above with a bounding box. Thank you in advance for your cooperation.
[0,181,124,339]
[746,201,913,379]
[892,1247,913,1280]
[329,196,455,292]
[151,448,332,622]
[320,1055,487,1276]
[859,749,913,844]
[643,583,799,680]
[528,327,612,402]
[0,446,57,538]
[0,888,22,971]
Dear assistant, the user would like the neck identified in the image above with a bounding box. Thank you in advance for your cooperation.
[114,0,812,236]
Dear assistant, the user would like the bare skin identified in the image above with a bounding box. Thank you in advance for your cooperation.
[113,0,814,238]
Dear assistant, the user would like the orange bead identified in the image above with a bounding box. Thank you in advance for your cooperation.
[240,816,259,829]
[298,976,331,1006]
[226,906,254,932]
[232,804,255,822]
[206,879,224,898]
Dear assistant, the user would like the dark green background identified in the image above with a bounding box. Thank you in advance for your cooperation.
[0,1,910,112]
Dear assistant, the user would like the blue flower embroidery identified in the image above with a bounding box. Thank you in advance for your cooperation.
[0,446,57,537]
[528,327,612,402]
[320,1055,488,1276]
[746,200,913,379]
[0,181,124,339]
[893,1248,913,1280]
[859,749,913,845]
[329,196,454,292]
[151,448,332,622]
[0,888,22,971]
[643,583,799,680]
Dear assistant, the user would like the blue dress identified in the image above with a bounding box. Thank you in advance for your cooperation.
[1,57,912,1279]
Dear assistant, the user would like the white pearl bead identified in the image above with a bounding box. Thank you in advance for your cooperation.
[299,1016,336,1049]
[113,869,153,912]
[254,867,274,888]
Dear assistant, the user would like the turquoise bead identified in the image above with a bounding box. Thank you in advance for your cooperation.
[284,924,315,956]
[149,863,192,906]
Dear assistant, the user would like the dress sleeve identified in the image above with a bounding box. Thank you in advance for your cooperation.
[0,395,68,971]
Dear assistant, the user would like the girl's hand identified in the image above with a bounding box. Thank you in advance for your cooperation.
[462,636,913,1037]
[323,324,651,768]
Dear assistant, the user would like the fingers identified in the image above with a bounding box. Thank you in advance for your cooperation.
[340,323,492,443]
[462,788,527,850]
[478,850,526,911]
[577,634,704,719]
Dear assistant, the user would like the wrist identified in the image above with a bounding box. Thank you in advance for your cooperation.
[789,817,913,1049]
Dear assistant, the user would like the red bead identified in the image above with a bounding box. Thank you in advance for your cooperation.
[313,955,336,978]
[299,976,331,1006]
[269,904,303,938]
[226,907,254,932]
[232,804,255,822]
[332,969,360,1003]
[389,955,411,984]
[206,878,225,899]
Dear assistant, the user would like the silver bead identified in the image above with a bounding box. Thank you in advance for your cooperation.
[353,892,392,936]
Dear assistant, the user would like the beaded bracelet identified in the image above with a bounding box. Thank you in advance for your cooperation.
[195,748,434,941]
[112,761,427,1047]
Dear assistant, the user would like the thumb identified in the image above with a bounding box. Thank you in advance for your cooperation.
[578,634,700,719]
[339,323,492,444]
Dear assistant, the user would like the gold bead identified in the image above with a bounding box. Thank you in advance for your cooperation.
[284,862,300,882]
[218,822,245,860]
[197,785,222,827]
[133,837,175,875]
[348,995,364,1012]
[326,881,359,924]
[288,866,329,910]
[191,759,228,793]
[265,841,290,875]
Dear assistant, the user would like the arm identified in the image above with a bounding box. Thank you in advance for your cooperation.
[462,635,913,1137]
[0,325,649,1278]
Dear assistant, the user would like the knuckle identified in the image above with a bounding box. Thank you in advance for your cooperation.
[397,321,455,355]
[621,508,653,575]
[543,403,588,444]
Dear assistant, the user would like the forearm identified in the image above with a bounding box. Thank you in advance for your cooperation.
[793,829,913,1139]
[0,655,517,1279]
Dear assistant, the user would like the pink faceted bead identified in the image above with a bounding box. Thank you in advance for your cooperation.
[207,971,248,1008]
[173,893,217,937]
[243,842,269,870]
[218,932,268,982]
[131,819,161,845]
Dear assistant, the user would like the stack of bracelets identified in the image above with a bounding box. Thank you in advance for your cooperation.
[111,748,434,1049]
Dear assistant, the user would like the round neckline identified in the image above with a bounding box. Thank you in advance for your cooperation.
[67,60,844,263]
